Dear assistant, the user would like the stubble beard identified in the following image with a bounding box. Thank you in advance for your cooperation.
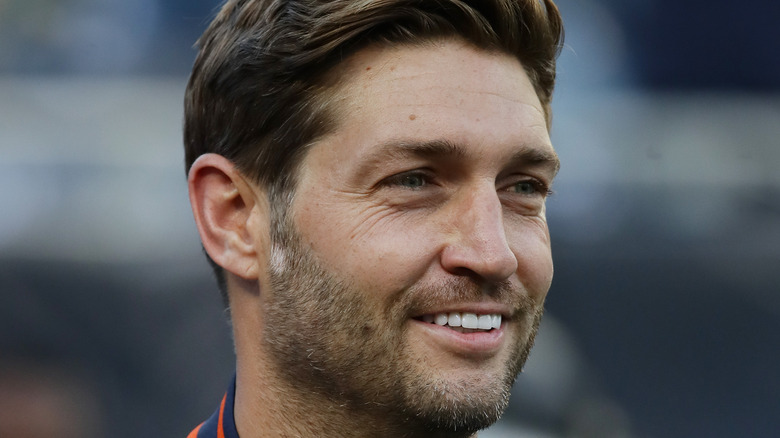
[261,222,545,436]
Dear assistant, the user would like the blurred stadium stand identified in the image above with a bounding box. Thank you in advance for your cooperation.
[1,1,778,437]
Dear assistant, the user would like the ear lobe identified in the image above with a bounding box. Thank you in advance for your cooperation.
[188,153,265,280]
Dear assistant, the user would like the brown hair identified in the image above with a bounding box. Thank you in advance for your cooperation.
[184,0,564,300]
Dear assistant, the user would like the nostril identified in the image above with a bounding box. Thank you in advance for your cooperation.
[440,242,517,283]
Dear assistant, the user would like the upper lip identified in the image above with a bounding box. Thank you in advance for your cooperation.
[412,302,513,318]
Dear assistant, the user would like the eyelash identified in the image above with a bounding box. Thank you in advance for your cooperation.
[505,179,553,197]
[382,170,433,190]
[382,171,553,198]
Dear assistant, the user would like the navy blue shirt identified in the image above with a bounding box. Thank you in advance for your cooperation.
[188,376,240,438]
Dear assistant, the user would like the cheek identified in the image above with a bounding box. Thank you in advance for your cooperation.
[344,224,438,295]
[296,202,437,294]
[508,220,554,300]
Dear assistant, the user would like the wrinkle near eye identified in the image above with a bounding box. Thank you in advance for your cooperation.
[345,203,421,243]
[503,207,549,229]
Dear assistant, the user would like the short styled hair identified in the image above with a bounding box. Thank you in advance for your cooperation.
[184,0,564,301]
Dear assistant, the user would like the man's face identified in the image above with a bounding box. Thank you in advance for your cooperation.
[261,39,558,434]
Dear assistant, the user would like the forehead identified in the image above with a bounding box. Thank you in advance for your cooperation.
[312,39,554,167]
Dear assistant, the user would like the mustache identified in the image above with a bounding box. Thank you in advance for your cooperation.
[403,276,536,317]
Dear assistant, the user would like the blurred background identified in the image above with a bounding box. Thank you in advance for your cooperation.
[1,0,778,437]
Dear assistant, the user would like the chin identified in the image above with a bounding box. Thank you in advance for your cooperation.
[399,369,515,435]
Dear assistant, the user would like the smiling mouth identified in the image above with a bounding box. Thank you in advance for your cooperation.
[414,312,502,333]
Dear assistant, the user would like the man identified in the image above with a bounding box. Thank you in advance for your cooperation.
[184,1,563,437]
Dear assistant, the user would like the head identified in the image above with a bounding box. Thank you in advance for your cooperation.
[185,0,563,436]
[184,0,562,302]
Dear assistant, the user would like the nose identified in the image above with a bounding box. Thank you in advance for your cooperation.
[440,187,518,284]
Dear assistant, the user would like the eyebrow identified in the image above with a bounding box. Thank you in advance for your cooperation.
[364,138,560,176]
[371,138,467,161]
[508,146,561,177]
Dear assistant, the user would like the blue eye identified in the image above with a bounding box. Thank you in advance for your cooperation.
[380,170,433,192]
[396,173,426,189]
[512,181,537,195]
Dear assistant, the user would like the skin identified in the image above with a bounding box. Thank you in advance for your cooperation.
[188,38,559,438]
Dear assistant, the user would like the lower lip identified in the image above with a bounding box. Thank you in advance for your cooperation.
[410,319,506,355]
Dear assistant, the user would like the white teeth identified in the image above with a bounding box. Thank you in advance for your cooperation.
[461,313,478,329]
[478,314,493,330]
[426,312,503,330]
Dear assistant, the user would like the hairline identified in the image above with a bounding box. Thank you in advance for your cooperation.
[263,34,553,195]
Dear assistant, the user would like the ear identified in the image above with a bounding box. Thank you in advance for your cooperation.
[188,153,268,281]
